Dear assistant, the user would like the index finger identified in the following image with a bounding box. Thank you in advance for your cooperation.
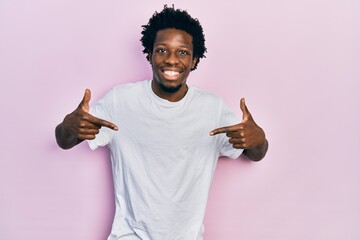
[88,115,118,131]
[210,124,239,136]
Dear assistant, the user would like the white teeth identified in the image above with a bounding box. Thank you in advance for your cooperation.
[164,71,179,76]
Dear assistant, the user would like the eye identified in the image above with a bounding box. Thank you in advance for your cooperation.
[156,48,167,54]
[178,50,189,55]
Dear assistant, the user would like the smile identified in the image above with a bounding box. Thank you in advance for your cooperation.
[163,70,180,77]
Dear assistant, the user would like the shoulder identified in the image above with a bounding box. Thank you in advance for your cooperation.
[105,80,150,101]
[112,80,149,94]
[189,86,225,105]
[185,86,230,117]
[93,80,149,106]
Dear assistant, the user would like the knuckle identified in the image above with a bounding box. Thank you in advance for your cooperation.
[233,144,241,149]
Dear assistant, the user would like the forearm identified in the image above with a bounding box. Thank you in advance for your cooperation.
[55,123,83,150]
[242,139,268,162]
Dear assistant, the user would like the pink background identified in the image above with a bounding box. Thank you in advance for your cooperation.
[1,0,359,239]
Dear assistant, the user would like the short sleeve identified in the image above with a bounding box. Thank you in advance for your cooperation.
[217,101,244,159]
[87,89,115,150]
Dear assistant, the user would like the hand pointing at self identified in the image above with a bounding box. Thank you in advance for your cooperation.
[62,89,118,141]
[210,98,266,149]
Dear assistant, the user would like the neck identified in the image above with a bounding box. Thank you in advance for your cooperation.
[151,81,188,102]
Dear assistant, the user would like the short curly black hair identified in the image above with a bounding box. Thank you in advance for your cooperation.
[140,5,207,70]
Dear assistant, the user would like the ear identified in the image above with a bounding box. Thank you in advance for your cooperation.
[191,57,198,70]
[146,52,153,63]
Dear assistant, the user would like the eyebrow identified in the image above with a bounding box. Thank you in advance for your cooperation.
[154,43,192,49]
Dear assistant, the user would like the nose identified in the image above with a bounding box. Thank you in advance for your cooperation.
[165,51,179,65]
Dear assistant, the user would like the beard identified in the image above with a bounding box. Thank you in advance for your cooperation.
[159,82,183,93]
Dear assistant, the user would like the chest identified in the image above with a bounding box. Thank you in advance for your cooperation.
[112,99,219,152]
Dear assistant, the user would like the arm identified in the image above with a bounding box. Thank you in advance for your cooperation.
[210,98,268,162]
[55,89,118,150]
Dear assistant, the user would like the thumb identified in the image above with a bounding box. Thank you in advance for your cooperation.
[80,89,91,112]
[240,98,251,122]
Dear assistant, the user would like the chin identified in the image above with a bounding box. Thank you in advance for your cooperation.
[159,83,183,93]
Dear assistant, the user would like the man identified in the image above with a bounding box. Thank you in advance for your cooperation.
[56,5,268,240]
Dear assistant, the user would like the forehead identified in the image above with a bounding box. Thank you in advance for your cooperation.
[154,28,193,48]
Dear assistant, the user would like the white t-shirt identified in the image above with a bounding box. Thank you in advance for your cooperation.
[88,80,243,240]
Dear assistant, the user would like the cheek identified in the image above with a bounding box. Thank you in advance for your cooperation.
[152,55,163,66]
[183,57,195,68]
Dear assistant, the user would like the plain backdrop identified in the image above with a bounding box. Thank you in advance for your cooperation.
[0,0,359,239]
